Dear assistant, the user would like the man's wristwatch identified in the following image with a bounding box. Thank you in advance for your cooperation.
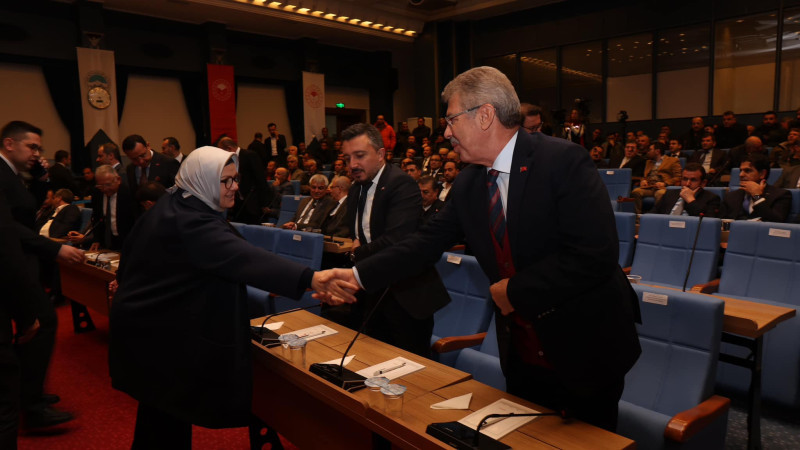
[752,194,763,201]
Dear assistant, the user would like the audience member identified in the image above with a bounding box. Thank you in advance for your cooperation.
[608,141,646,177]
[122,134,179,193]
[431,117,448,141]
[630,142,682,214]
[48,150,78,194]
[287,155,307,186]
[395,121,410,157]
[412,117,431,143]
[161,137,184,165]
[70,165,136,251]
[755,111,787,147]
[403,160,422,181]
[282,174,333,231]
[247,132,267,166]
[218,137,272,224]
[602,132,623,161]
[271,167,293,196]
[775,163,800,189]
[266,122,287,165]
[96,142,124,177]
[652,163,720,217]
[374,115,396,152]
[135,181,166,212]
[265,160,277,180]
[322,175,351,238]
[720,154,791,222]
[680,117,705,150]
[716,111,748,149]
[688,133,728,183]
[635,134,651,156]
[38,189,80,239]
[333,158,348,177]
[772,128,800,168]
[729,136,765,170]
[420,146,433,172]
[77,167,95,198]
[439,161,459,201]
[667,138,683,158]
[425,154,444,181]
[590,146,608,168]
[418,175,444,225]
[562,108,587,147]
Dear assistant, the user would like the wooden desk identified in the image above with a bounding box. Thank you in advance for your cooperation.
[323,237,353,254]
[58,261,116,332]
[250,311,634,449]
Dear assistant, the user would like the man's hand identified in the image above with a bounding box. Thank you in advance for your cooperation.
[741,179,766,197]
[56,245,85,264]
[490,278,515,316]
[311,269,360,305]
[281,221,297,230]
[639,179,649,188]
[655,181,666,190]
[88,242,100,252]
[108,279,119,300]
[15,319,40,344]
[351,239,361,250]
[67,231,86,243]
[679,186,698,203]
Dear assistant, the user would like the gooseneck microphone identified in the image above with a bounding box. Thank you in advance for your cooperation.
[682,213,705,292]
[310,287,390,392]
[425,410,567,450]
[250,303,322,346]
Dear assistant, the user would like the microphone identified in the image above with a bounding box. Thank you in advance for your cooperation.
[81,215,104,238]
[682,213,705,292]
[425,410,566,450]
[250,303,322,347]
[309,287,390,392]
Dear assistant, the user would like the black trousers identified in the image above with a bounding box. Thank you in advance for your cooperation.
[0,341,19,450]
[505,355,625,433]
[132,403,192,450]
[13,289,56,411]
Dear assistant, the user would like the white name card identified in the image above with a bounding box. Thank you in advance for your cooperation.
[446,254,462,265]
[293,234,302,241]
[294,196,301,200]
[606,171,614,175]
[768,228,791,238]
[643,292,669,306]
[669,221,686,229]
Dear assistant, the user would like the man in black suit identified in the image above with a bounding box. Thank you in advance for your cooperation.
[247,132,268,167]
[329,68,641,431]
[218,137,272,224]
[322,175,350,237]
[608,141,646,177]
[412,117,431,143]
[418,175,444,225]
[728,136,766,171]
[281,174,334,231]
[721,154,792,222]
[266,122,287,165]
[69,165,136,251]
[652,163,720,217]
[688,133,728,183]
[37,189,81,238]
[48,150,78,194]
[122,134,179,193]
[96,142,124,177]
[339,123,449,357]
[0,121,84,429]
[160,137,184,165]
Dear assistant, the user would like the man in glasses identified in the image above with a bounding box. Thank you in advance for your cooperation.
[281,174,334,231]
[69,164,136,252]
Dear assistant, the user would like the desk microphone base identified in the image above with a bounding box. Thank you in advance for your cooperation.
[309,363,367,392]
[250,327,281,348]
[426,422,510,450]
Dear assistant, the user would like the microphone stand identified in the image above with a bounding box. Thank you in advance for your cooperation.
[682,213,705,292]
[250,304,322,346]
[426,410,566,450]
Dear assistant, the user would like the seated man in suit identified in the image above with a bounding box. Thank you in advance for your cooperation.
[403,160,422,182]
[729,136,766,171]
[322,176,350,237]
[608,141,646,177]
[122,134,179,193]
[667,138,683,158]
[418,175,444,225]
[68,165,136,251]
[771,128,800,169]
[38,189,81,239]
[287,155,307,185]
[630,142,682,214]
[590,145,608,168]
[651,163,720,217]
[439,160,459,201]
[775,164,800,189]
[720,154,792,222]
[689,133,728,183]
[281,174,334,231]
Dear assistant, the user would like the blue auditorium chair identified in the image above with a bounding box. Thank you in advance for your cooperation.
[788,189,800,222]
[430,253,493,367]
[277,194,308,227]
[728,168,783,190]
[598,168,632,200]
[618,285,729,449]
[628,215,721,289]
[290,179,301,195]
[453,314,505,391]
[695,221,800,407]
[615,212,636,267]
[271,229,324,313]
[79,207,93,232]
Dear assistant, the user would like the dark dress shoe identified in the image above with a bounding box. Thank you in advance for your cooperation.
[23,406,74,429]
[41,393,60,404]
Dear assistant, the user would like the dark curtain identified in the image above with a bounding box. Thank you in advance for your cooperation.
[41,61,85,173]
[180,73,208,148]
[284,81,304,146]
[116,65,129,128]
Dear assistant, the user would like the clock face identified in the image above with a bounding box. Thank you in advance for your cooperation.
[88,87,111,109]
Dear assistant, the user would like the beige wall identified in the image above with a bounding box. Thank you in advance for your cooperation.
[607,73,653,121]
[237,83,292,146]
[657,67,709,119]
[714,63,775,115]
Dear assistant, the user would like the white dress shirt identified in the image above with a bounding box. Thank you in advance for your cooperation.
[356,163,386,244]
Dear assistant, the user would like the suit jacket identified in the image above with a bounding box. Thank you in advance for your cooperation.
[608,154,646,177]
[48,163,78,194]
[642,156,682,186]
[688,148,728,175]
[720,184,792,222]
[421,199,445,225]
[424,167,443,181]
[775,165,800,189]
[247,139,268,167]
[346,163,449,319]
[90,184,137,250]
[126,151,180,192]
[232,148,272,224]
[43,204,82,238]
[355,131,641,390]
[265,134,287,164]
[322,198,349,237]
[291,196,335,230]
[652,188,720,217]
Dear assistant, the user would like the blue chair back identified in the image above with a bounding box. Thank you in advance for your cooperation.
[631,215,721,288]
[273,229,324,270]
[768,167,783,185]
[729,167,783,190]
[790,189,800,222]
[681,150,695,158]
[79,208,93,232]
[678,157,686,168]
[290,179,301,195]
[236,224,280,252]
[719,221,800,305]
[598,168,632,200]
[615,212,636,267]
[319,171,333,181]
[729,168,740,188]
[454,314,505,390]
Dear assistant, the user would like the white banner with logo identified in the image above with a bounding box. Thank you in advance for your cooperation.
[302,71,325,144]
[76,47,119,145]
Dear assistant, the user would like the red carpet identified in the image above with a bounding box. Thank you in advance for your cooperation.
[18,303,298,450]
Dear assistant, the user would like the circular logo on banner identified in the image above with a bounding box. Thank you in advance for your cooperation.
[304,84,323,108]
[211,79,232,101]
[86,72,112,110]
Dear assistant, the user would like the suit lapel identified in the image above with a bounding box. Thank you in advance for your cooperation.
[369,163,391,232]
[507,132,534,253]
[463,167,498,280]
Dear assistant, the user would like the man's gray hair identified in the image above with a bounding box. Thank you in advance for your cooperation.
[309,174,329,186]
[95,164,119,179]
[442,66,520,129]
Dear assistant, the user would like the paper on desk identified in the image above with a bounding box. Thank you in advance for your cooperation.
[320,355,355,367]
[431,393,472,410]
[356,356,424,380]
[281,324,337,341]
[253,321,283,331]
[458,398,539,440]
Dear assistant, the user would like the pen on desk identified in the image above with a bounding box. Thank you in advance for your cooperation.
[298,330,326,339]
[374,361,406,376]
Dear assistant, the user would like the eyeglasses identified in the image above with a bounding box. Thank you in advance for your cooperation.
[220,175,240,189]
[13,139,44,154]
[445,105,480,127]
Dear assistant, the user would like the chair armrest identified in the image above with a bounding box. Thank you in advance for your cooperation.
[448,244,466,252]
[622,266,632,275]
[432,332,487,354]
[664,395,730,443]
[691,279,720,294]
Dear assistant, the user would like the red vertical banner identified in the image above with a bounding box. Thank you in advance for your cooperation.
[207,63,237,143]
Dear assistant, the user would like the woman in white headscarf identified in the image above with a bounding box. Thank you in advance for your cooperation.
[109,146,354,448]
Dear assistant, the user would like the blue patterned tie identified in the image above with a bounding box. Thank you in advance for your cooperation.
[487,169,506,247]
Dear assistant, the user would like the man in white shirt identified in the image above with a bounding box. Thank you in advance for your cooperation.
[439,161,459,201]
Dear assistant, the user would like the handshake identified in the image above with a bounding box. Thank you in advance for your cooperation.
[310,268,361,306]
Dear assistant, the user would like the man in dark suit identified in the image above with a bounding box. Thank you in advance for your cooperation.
[329,68,641,431]
[688,133,728,183]
[775,164,800,189]
[122,134,179,193]
[608,141,646,177]
[69,165,136,251]
[418,175,444,225]
[721,154,792,222]
[652,163,720,217]
[322,175,350,237]
[281,174,334,231]
[218,137,272,224]
[266,123,287,165]
[37,189,81,238]
[160,137,184,165]
[48,150,78,194]
[0,121,84,429]
[96,142,124,177]
[339,123,449,357]
[247,132,268,167]
[412,117,431,143]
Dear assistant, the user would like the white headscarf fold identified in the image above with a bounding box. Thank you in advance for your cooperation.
[170,146,238,212]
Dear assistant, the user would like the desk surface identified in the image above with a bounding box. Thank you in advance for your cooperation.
[250,310,634,449]
[58,261,116,316]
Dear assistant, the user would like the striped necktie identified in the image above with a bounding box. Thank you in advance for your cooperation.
[487,169,506,247]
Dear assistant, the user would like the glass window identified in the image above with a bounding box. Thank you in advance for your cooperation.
[519,49,558,114]
[656,25,710,118]
[483,54,519,92]
[779,7,800,111]
[714,13,778,115]
[607,33,653,121]
[561,42,603,124]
